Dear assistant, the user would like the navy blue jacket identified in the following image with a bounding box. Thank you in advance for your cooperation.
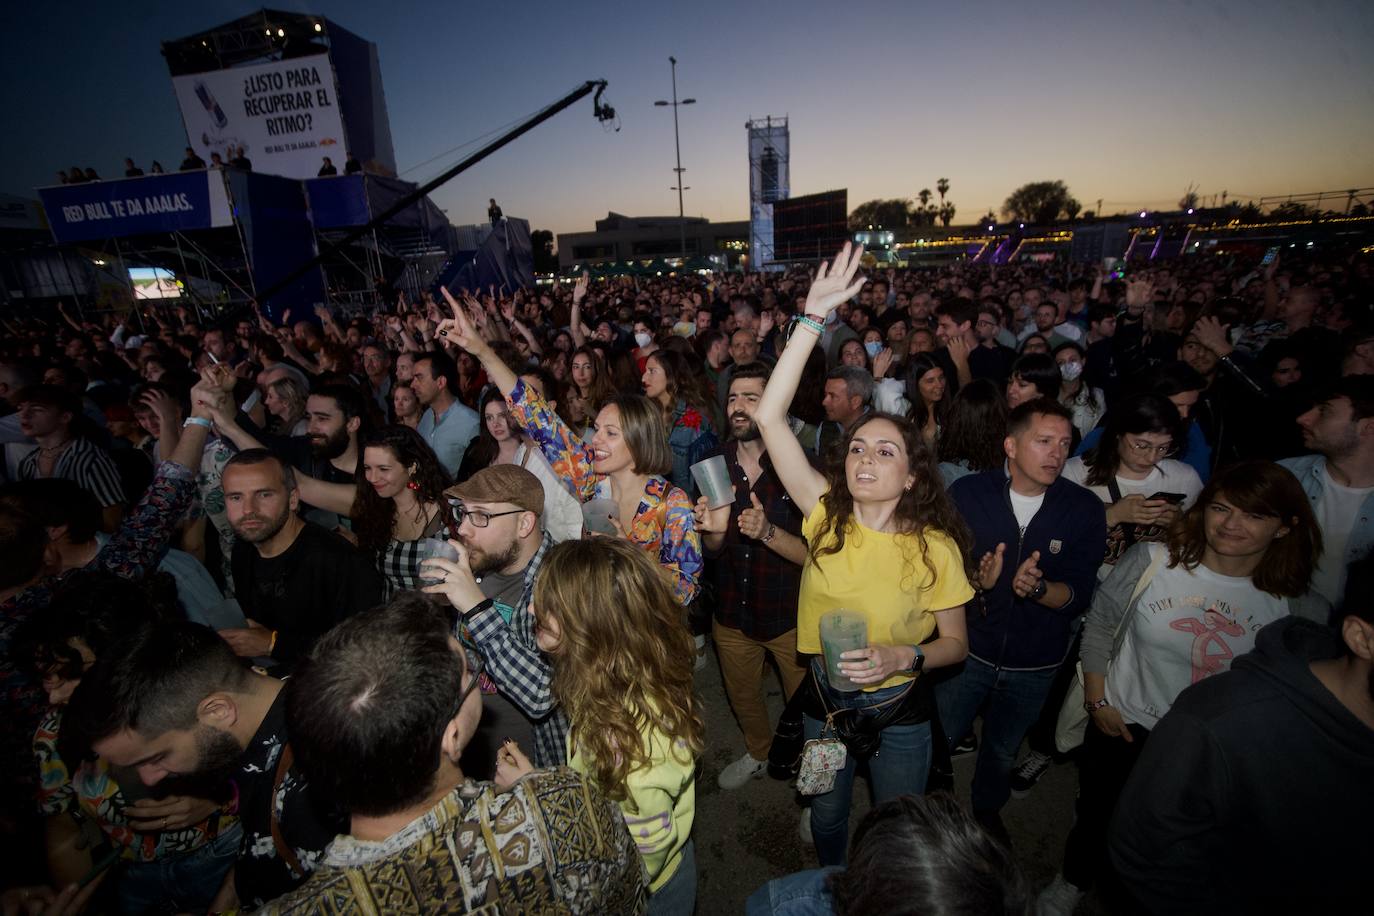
[949,470,1106,671]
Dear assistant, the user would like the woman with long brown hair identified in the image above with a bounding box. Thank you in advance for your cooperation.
[566,345,613,437]
[641,348,720,497]
[494,538,704,915]
[753,243,973,866]
[1039,459,1324,914]
[350,425,455,597]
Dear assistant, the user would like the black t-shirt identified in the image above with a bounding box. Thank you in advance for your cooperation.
[231,523,383,665]
[234,686,346,909]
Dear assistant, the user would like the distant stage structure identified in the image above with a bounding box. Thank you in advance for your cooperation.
[746,116,789,270]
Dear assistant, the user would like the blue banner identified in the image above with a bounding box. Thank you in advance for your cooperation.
[38,172,232,245]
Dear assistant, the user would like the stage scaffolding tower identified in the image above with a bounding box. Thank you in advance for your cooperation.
[746,116,789,271]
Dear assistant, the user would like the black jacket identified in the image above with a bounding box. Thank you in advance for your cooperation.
[1110,617,1374,914]
[949,470,1106,670]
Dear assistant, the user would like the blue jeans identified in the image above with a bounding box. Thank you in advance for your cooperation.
[746,867,840,915]
[648,837,696,916]
[802,661,932,866]
[935,656,1057,814]
[115,822,242,915]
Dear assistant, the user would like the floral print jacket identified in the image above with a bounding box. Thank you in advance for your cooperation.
[506,379,702,605]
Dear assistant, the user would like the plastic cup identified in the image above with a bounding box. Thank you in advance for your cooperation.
[581,498,621,536]
[819,610,868,693]
[416,538,460,585]
[691,455,735,509]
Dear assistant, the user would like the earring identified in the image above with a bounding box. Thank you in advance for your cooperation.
[407,480,421,491]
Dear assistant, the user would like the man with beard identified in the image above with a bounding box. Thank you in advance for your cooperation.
[692,362,810,790]
[65,620,346,911]
[214,382,367,531]
[420,465,565,780]
[1280,375,1374,612]
[1108,557,1374,914]
[217,449,381,668]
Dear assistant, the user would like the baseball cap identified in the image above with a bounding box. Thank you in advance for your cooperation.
[445,464,544,517]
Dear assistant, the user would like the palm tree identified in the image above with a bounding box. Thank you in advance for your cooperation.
[936,178,949,205]
[918,188,932,209]
[938,201,956,227]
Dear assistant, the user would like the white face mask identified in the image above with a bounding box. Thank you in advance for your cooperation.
[634,331,654,348]
[1059,360,1084,381]
[864,341,883,358]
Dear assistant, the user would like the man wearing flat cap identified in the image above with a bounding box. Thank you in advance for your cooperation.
[422,464,566,778]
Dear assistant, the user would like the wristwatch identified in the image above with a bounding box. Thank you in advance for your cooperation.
[902,645,925,675]
[1083,697,1109,714]
[1028,579,1048,602]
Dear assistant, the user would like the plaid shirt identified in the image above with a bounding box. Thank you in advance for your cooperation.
[458,532,569,769]
[706,441,807,642]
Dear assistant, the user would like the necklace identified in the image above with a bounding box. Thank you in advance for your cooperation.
[39,440,72,455]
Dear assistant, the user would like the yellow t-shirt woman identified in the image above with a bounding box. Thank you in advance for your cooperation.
[799,500,974,691]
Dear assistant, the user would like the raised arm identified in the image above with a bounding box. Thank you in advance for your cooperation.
[437,292,595,500]
[755,243,866,516]
[569,272,590,348]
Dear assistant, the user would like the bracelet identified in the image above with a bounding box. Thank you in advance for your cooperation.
[761,523,777,543]
[793,314,824,335]
[1083,697,1109,714]
[268,630,278,655]
[182,417,213,430]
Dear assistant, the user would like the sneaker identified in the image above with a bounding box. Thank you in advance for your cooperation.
[717,752,767,790]
[798,807,812,845]
[952,733,979,757]
[1035,874,1083,916]
[1009,750,1053,798]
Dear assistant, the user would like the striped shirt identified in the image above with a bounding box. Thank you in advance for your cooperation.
[18,437,126,507]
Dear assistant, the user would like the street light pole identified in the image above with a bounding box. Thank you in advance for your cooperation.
[655,57,695,264]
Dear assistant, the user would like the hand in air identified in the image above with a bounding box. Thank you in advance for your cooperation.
[802,242,866,319]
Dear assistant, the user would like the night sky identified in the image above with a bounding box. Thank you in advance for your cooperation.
[3,0,1371,235]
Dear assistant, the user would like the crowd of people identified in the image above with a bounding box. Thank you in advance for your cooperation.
[54,152,363,186]
[0,238,1371,914]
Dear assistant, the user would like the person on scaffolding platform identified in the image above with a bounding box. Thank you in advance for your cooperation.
[488,197,503,226]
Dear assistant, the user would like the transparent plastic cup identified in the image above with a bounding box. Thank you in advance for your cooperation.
[819,610,868,692]
[691,455,735,509]
[416,538,460,585]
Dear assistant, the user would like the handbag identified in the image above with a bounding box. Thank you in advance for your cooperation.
[796,716,848,796]
[1054,546,1166,753]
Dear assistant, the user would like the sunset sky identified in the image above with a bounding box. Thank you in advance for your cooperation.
[3,0,1371,236]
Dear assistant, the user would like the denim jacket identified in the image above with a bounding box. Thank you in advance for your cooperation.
[1279,454,1374,603]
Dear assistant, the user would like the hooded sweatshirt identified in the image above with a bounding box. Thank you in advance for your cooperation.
[1109,616,1374,914]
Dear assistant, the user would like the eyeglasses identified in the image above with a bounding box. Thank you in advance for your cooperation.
[448,500,524,528]
[1123,437,1173,455]
[457,647,484,710]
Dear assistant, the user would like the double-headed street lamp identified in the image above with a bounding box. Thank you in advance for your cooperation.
[654,56,695,264]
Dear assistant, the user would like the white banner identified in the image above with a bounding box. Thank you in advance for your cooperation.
[172,54,346,180]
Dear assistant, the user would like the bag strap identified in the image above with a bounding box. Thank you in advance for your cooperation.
[1108,545,1168,658]
[270,743,304,877]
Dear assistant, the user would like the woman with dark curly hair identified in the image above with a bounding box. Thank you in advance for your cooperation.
[350,425,455,597]
[754,243,974,867]
[641,348,720,497]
